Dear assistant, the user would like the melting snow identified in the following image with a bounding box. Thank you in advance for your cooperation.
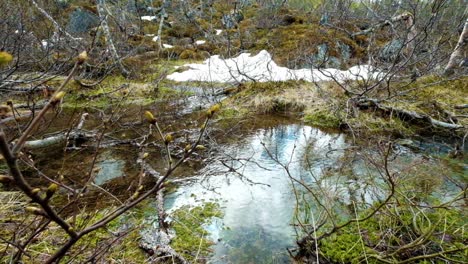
[152,36,159,42]
[141,16,157,21]
[167,50,384,83]
[195,40,206,45]
[215,29,223,35]
[163,44,174,48]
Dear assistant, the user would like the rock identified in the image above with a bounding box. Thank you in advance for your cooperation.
[126,0,137,12]
[338,41,351,64]
[139,227,175,251]
[55,0,69,9]
[222,14,236,29]
[319,13,329,25]
[66,8,99,34]
[222,10,244,29]
[379,39,404,61]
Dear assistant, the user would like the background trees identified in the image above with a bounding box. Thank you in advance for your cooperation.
[0,0,466,263]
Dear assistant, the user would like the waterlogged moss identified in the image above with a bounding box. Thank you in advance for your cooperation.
[171,202,222,262]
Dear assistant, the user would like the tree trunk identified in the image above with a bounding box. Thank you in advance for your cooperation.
[444,18,468,75]
[96,0,130,77]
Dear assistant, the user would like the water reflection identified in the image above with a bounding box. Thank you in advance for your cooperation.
[166,125,347,263]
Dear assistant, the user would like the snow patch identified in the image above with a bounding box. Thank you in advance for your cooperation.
[195,40,206,45]
[163,44,174,49]
[141,16,157,21]
[167,50,384,83]
[215,29,223,35]
[152,36,159,42]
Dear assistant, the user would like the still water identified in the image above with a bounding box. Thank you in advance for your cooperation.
[166,124,347,263]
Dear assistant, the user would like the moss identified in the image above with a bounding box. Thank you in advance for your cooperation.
[179,49,196,60]
[243,23,364,67]
[317,203,467,264]
[218,108,241,119]
[304,110,342,129]
[387,76,468,130]
[171,202,222,262]
[347,111,415,136]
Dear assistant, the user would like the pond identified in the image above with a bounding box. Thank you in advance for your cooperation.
[166,124,348,263]
[165,120,465,263]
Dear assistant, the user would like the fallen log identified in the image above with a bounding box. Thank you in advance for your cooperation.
[352,13,414,38]
[23,113,91,149]
[454,104,468,109]
[137,158,189,263]
[357,98,464,129]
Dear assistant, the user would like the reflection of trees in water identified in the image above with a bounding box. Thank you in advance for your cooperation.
[217,226,291,264]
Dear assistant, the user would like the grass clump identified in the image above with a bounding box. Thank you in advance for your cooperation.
[347,111,415,136]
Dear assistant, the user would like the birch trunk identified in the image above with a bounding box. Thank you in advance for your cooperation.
[96,0,130,77]
[444,18,468,75]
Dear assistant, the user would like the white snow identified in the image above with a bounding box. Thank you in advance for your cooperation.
[167,50,384,83]
[215,29,223,35]
[141,16,157,21]
[195,40,206,45]
[152,36,159,42]
[163,44,174,48]
[145,34,155,37]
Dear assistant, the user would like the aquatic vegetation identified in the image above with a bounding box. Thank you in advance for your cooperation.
[171,202,223,262]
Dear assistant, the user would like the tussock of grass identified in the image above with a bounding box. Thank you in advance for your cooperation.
[387,76,468,129]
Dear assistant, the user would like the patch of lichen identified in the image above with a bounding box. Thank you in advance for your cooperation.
[171,202,223,262]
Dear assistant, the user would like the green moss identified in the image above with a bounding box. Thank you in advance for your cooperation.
[180,49,196,60]
[171,202,222,262]
[347,112,415,136]
[318,203,467,264]
[244,23,364,67]
[218,108,241,119]
[304,110,342,129]
[385,76,468,130]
